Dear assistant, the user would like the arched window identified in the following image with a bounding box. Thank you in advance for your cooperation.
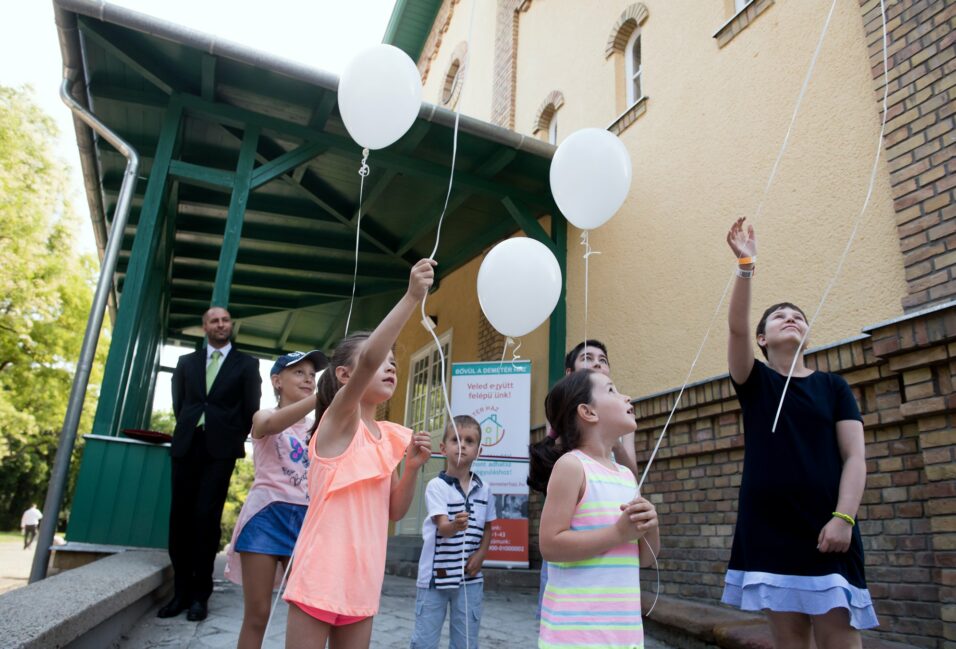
[440,42,468,108]
[532,91,565,144]
[624,29,642,106]
[606,4,649,108]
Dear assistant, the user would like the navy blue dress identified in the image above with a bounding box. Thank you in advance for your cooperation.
[721,360,878,628]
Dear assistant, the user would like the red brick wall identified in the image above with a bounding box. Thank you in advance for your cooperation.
[859,0,956,311]
[621,305,955,648]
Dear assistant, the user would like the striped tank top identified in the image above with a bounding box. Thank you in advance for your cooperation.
[539,450,643,649]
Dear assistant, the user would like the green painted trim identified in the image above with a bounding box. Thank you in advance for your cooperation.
[249,141,325,189]
[396,148,517,256]
[201,54,217,101]
[78,17,177,95]
[382,0,413,45]
[211,125,260,307]
[169,159,235,188]
[452,361,532,375]
[502,197,559,255]
[179,94,551,210]
[92,98,183,437]
[548,214,568,387]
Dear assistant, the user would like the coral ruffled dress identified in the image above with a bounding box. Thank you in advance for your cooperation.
[283,419,411,617]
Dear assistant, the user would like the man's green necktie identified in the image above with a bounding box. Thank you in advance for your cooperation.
[198,350,222,427]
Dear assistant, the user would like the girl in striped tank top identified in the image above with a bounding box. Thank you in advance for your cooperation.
[531,370,660,649]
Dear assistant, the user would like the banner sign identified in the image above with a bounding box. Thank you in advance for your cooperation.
[451,361,531,568]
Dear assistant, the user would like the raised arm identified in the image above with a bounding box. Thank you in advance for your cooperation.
[250,391,316,439]
[726,218,757,384]
[317,259,435,446]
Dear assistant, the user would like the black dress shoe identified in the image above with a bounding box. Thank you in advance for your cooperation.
[157,597,189,618]
[186,600,208,621]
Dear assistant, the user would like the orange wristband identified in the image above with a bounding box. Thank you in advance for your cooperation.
[737,256,755,266]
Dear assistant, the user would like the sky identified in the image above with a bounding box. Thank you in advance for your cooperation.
[1,0,396,413]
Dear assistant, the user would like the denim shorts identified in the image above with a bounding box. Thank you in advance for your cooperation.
[234,501,306,557]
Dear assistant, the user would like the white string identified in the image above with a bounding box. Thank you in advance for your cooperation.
[343,147,370,336]
[262,545,296,640]
[417,2,479,643]
[772,0,890,432]
[636,270,734,492]
[634,0,839,490]
[640,537,661,617]
[581,231,601,354]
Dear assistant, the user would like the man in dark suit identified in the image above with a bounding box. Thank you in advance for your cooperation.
[158,306,261,621]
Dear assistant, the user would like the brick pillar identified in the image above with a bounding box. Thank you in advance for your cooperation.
[491,0,524,128]
[477,311,505,361]
[858,0,956,311]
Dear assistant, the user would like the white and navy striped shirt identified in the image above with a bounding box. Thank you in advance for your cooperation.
[416,471,497,589]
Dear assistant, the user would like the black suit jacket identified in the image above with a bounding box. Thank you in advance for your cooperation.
[170,346,261,459]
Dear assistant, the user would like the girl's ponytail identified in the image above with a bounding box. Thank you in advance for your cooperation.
[309,331,371,435]
[527,370,594,494]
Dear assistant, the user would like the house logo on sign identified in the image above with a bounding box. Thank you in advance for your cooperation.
[479,414,505,447]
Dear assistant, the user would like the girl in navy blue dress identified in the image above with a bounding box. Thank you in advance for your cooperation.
[722,218,877,649]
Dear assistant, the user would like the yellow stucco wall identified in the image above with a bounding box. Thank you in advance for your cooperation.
[404,0,905,403]
[420,0,497,122]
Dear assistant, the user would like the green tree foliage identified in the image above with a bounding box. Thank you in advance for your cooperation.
[148,409,177,434]
[0,84,106,530]
[221,456,255,551]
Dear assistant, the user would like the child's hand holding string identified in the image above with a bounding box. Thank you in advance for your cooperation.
[451,511,469,533]
[407,258,436,302]
[406,432,432,470]
[615,496,658,541]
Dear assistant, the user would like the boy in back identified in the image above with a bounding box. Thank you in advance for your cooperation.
[410,415,497,649]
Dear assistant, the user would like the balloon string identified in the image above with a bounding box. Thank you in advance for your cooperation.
[344,147,370,337]
[772,0,889,432]
[581,231,601,355]
[636,0,838,489]
[417,11,478,625]
[636,269,734,493]
[641,537,660,617]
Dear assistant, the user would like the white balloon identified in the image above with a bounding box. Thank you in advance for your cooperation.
[549,128,632,230]
[338,45,423,150]
[477,238,563,338]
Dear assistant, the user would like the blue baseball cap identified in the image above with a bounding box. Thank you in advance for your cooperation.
[270,350,329,375]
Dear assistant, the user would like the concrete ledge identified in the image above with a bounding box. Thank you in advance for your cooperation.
[642,595,915,649]
[51,541,130,572]
[0,549,171,648]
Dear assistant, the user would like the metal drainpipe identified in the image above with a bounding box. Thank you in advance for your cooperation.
[29,79,140,583]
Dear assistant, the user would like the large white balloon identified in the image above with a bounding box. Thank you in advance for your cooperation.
[338,45,423,150]
[549,128,632,230]
[477,238,562,338]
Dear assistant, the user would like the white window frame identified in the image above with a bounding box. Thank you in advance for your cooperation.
[624,29,642,107]
[547,111,558,145]
[397,331,453,535]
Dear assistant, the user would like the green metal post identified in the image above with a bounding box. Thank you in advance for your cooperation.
[211,125,260,307]
[548,214,568,387]
[91,98,182,437]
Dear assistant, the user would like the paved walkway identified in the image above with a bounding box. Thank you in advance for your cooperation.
[119,555,677,648]
[0,537,33,595]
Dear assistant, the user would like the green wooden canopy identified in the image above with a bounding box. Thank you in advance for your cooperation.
[52,0,566,440]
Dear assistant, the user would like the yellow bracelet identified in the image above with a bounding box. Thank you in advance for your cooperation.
[832,511,855,526]
[737,256,756,266]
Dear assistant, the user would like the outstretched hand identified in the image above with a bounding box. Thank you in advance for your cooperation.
[406,432,432,470]
[407,259,437,302]
[726,217,757,260]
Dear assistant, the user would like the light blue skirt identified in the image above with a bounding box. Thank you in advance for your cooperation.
[722,569,878,629]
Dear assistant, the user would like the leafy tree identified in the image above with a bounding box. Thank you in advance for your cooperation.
[149,409,177,434]
[221,456,255,551]
[0,84,106,530]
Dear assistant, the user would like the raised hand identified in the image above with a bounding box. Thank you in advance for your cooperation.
[726,217,757,260]
[406,431,432,470]
[407,259,437,302]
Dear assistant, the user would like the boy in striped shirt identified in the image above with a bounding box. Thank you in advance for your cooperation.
[410,415,497,649]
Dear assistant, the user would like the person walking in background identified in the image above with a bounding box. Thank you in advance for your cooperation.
[158,306,262,622]
[21,504,42,550]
